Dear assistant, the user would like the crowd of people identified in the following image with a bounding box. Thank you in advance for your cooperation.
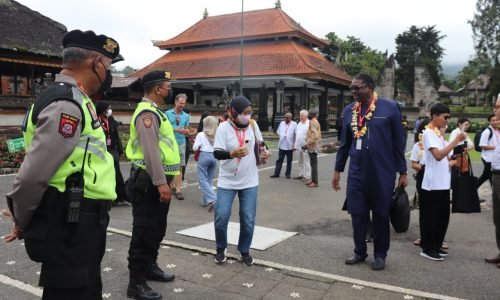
[2,29,499,300]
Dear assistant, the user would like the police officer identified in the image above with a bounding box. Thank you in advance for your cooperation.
[126,70,180,300]
[5,30,121,299]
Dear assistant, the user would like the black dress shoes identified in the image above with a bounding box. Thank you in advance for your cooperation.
[371,257,386,271]
[485,253,500,264]
[145,264,175,282]
[127,282,162,300]
[345,254,367,265]
[270,175,279,178]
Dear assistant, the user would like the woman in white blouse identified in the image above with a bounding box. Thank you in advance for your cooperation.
[193,116,218,210]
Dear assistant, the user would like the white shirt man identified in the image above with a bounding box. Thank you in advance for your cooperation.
[271,113,297,178]
[478,116,497,188]
[294,110,311,181]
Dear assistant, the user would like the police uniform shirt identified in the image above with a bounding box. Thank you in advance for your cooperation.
[136,98,168,186]
[6,74,84,229]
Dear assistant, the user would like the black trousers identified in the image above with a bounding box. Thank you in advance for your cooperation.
[128,174,172,282]
[23,188,110,300]
[419,189,450,252]
[477,158,492,188]
[309,152,318,184]
[273,149,293,177]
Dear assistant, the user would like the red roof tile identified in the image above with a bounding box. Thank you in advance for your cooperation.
[438,85,453,93]
[131,40,351,85]
[156,8,327,50]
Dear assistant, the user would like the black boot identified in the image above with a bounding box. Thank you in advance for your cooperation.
[145,263,175,282]
[127,276,162,300]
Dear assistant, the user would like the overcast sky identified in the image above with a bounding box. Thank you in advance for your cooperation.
[17,0,477,70]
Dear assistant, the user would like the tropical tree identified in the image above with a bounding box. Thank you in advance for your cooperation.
[321,33,386,79]
[469,0,500,101]
[395,25,445,97]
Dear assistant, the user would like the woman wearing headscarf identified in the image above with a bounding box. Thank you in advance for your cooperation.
[193,116,218,210]
[212,96,270,266]
[197,111,211,132]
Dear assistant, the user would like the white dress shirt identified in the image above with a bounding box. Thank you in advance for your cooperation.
[277,120,297,150]
[295,120,309,150]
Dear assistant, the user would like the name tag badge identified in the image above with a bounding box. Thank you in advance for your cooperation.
[356,138,362,150]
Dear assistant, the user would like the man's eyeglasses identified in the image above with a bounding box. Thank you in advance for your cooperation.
[349,84,366,91]
[176,117,180,126]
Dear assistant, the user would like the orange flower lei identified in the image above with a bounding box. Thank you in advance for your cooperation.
[351,92,378,139]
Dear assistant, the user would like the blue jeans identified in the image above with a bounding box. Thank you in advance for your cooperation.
[197,151,217,206]
[214,186,258,253]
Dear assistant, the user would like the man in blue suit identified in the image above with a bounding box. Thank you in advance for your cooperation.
[332,73,408,271]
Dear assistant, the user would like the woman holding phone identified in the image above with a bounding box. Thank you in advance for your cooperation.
[212,96,270,266]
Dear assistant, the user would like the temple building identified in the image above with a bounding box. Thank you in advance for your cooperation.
[0,0,65,129]
[130,2,352,130]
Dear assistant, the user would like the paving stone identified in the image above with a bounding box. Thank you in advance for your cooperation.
[219,272,280,298]
[263,282,327,300]
[322,281,424,300]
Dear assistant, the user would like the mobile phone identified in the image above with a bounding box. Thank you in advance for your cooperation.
[244,139,253,153]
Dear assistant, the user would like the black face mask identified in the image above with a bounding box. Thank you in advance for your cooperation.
[97,70,113,95]
[163,88,173,105]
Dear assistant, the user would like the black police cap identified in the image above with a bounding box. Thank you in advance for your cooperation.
[63,30,120,61]
[142,70,171,88]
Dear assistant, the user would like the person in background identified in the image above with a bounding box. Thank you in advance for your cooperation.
[448,117,474,151]
[486,94,500,268]
[193,116,218,211]
[402,115,409,150]
[305,112,321,188]
[212,96,270,265]
[335,113,343,143]
[294,110,310,182]
[182,108,197,182]
[197,111,211,132]
[270,112,297,179]
[96,100,128,206]
[166,94,190,200]
[410,118,430,247]
[478,115,497,189]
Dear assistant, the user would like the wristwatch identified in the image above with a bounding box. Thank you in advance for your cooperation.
[399,171,408,175]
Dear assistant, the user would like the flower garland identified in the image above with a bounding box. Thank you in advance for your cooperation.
[351,92,378,139]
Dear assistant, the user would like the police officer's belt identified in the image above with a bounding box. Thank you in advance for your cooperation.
[132,160,180,172]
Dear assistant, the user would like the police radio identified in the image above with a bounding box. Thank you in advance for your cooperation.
[66,137,89,223]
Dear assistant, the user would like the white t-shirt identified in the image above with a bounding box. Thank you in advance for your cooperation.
[479,126,496,162]
[422,128,451,191]
[214,121,263,190]
[193,132,214,152]
[295,120,309,149]
[410,142,425,164]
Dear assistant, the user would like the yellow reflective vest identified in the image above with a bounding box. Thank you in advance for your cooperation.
[23,84,116,200]
[126,101,180,175]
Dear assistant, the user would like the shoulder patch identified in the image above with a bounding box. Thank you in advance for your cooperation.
[142,113,153,128]
[59,113,80,138]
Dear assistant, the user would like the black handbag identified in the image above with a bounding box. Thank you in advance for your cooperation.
[390,186,410,233]
[451,153,481,213]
